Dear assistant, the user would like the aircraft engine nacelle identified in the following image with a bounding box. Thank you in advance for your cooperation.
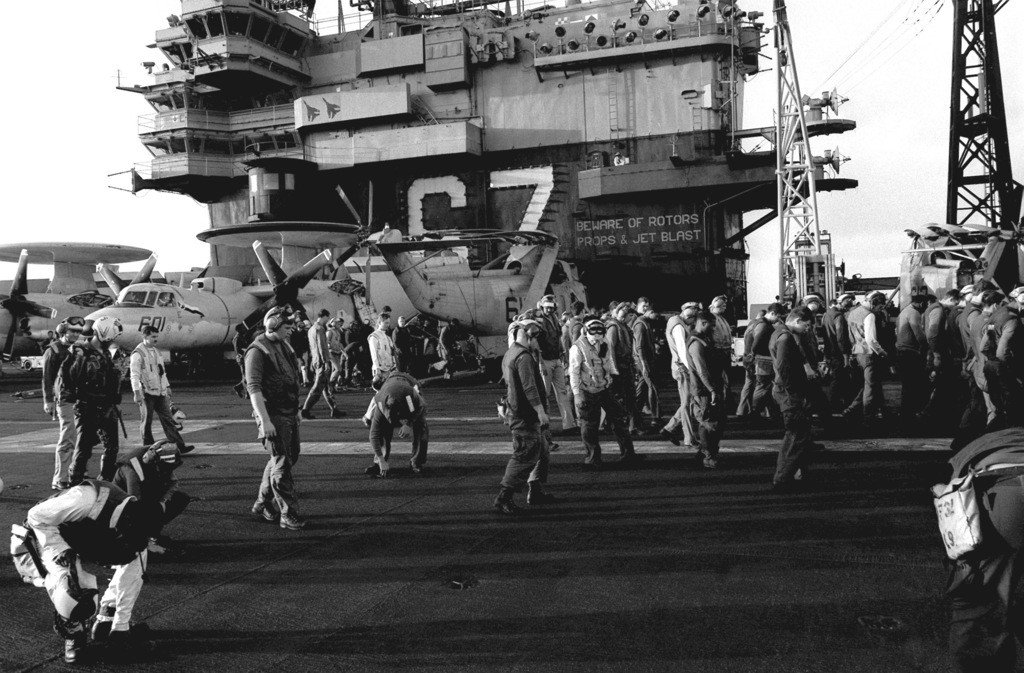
[190,277,244,294]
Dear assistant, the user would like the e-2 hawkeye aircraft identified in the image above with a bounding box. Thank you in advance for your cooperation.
[86,241,357,353]
[0,243,153,359]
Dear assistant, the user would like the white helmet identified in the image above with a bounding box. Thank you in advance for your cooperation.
[92,315,124,343]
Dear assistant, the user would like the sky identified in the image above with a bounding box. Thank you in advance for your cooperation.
[1,0,1021,305]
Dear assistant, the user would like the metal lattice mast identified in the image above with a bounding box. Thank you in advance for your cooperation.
[774,0,822,303]
[946,0,1020,290]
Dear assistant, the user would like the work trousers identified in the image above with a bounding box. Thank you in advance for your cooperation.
[773,390,813,485]
[70,403,120,484]
[736,363,755,416]
[95,551,147,633]
[610,369,641,432]
[303,363,336,412]
[255,413,300,518]
[897,349,928,418]
[948,472,1024,673]
[540,359,576,430]
[500,424,549,491]
[328,353,345,386]
[576,389,635,464]
[825,357,852,412]
[920,360,963,426]
[368,407,429,468]
[634,362,660,420]
[845,353,885,417]
[983,360,1024,425]
[663,367,696,445]
[751,356,778,417]
[52,402,76,488]
[138,393,186,449]
[690,391,725,459]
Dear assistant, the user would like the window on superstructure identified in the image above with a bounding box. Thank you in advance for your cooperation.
[207,13,226,38]
[186,17,208,39]
[225,12,251,37]
[281,31,303,57]
[251,17,272,44]
[284,173,295,190]
[206,139,230,155]
[264,173,280,190]
[265,25,285,49]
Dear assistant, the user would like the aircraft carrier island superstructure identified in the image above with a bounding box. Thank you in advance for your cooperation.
[124,0,856,311]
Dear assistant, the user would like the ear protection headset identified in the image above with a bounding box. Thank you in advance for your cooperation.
[264,307,294,332]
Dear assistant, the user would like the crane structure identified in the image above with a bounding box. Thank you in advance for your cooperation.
[773,0,836,305]
[946,0,1022,292]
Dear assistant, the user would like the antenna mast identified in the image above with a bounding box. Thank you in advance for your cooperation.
[774,0,833,304]
[946,0,1021,290]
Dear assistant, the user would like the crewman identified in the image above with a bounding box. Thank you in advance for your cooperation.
[821,293,854,411]
[633,302,660,426]
[25,481,161,663]
[570,319,642,468]
[130,325,194,454]
[367,312,397,383]
[42,317,84,490]
[748,302,786,420]
[952,282,999,450]
[392,315,413,373]
[247,306,306,531]
[362,371,429,476]
[843,291,890,424]
[112,442,190,555]
[979,289,1023,424]
[302,309,345,419]
[494,318,554,514]
[895,294,929,420]
[326,317,347,390]
[535,294,578,435]
[60,316,125,484]
[438,318,461,379]
[943,427,1024,672]
[660,302,698,447]
[605,302,641,433]
[736,309,766,418]
[709,295,734,396]
[687,310,727,469]
[561,301,586,364]
[920,289,963,422]
[770,307,817,491]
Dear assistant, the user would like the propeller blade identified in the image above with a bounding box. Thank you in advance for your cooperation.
[282,249,333,290]
[0,296,56,319]
[252,241,287,286]
[240,298,278,334]
[11,249,29,296]
[3,316,17,361]
[98,264,126,295]
[130,253,159,285]
[333,244,361,268]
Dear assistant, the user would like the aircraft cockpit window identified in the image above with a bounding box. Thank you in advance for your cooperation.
[121,290,151,306]
[156,292,176,308]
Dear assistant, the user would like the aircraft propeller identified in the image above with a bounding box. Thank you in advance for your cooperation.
[240,241,334,332]
[97,253,159,295]
[1,249,57,360]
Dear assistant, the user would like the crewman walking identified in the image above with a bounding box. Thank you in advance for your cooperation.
[41,317,84,490]
[247,307,307,531]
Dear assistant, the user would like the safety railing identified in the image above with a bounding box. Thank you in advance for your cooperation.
[138,104,296,135]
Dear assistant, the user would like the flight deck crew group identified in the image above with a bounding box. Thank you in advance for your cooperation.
[16,284,1024,668]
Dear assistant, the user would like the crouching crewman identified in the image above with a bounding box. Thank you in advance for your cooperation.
[362,371,429,477]
[23,480,161,663]
[113,441,190,555]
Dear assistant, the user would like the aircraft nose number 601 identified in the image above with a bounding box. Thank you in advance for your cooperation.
[139,316,166,331]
